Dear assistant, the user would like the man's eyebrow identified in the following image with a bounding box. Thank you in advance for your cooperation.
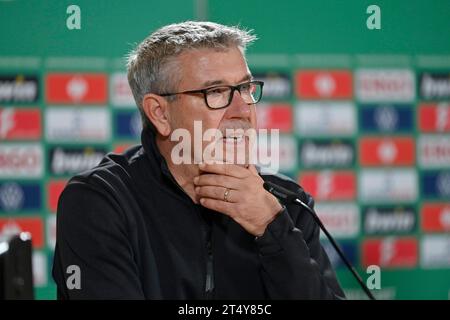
[201,74,253,87]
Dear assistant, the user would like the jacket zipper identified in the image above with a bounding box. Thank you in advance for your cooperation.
[204,237,214,299]
[160,167,215,299]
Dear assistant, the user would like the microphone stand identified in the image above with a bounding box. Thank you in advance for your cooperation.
[263,181,376,300]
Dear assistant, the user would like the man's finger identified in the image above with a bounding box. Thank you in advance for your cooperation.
[193,174,241,189]
[200,198,234,216]
[195,186,237,203]
[248,164,259,176]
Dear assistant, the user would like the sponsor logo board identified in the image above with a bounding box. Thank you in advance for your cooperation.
[419,73,450,100]
[422,170,450,199]
[362,237,418,268]
[254,72,291,99]
[421,203,450,232]
[114,110,142,140]
[45,108,110,142]
[256,103,292,133]
[300,139,354,168]
[418,135,450,168]
[359,169,418,203]
[0,143,43,178]
[0,108,41,140]
[359,104,413,133]
[356,69,415,102]
[295,102,356,137]
[295,70,352,99]
[0,182,41,212]
[359,137,415,166]
[418,103,450,132]
[110,72,135,107]
[46,73,107,104]
[0,75,39,103]
[421,235,450,268]
[315,203,360,238]
[363,206,416,234]
[299,170,356,201]
[49,146,107,176]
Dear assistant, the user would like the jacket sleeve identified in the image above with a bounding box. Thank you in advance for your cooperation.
[255,192,346,300]
[52,180,145,299]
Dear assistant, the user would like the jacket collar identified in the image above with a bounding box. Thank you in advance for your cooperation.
[140,126,174,181]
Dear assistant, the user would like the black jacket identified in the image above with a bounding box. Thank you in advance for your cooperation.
[52,127,345,299]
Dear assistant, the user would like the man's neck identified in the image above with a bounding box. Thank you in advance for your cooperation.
[156,137,200,204]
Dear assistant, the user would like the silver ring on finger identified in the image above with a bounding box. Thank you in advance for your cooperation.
[223,188,231,202]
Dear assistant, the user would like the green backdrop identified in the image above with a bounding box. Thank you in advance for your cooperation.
[1,0,449,300]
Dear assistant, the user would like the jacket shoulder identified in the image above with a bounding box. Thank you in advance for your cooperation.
[68,145,143,186]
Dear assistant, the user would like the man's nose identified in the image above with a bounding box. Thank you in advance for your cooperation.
[225,89,251,118]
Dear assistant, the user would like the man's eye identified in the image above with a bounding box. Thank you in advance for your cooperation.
[240,83,251,91]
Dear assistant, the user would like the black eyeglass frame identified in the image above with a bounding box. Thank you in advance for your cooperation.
[158,80,264,109]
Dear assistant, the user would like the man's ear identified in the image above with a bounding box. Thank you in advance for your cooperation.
[142,93,172,137]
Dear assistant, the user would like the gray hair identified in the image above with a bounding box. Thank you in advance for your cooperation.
[126,21,257,131]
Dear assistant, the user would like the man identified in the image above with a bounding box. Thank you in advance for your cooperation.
[52,21,345,299]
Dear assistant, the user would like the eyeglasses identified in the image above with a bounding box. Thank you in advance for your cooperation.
[159,80,264,109]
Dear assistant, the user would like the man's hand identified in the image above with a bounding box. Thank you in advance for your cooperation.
[193,163,283,237]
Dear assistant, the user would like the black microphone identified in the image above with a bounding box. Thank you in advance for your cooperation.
[263,181,376,300]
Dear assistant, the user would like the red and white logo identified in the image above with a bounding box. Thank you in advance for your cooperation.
[421,203,450,232]
[0,143,43,178]
[46,73,107,104]
[110,72,135,107]
[295,102,356,137]
[418,103,450,132]
[362,237,418,268]
[257,103,293,133]
[0,108,41,140]
[356,69,415,102]
[315,203,359,238]
[0,217,44,248]
[298,170,356,201]
[418,135,450,168]
[359,137,415,166]
[47,180,67,213]
[295,70,352,99]
[359,169,417,203]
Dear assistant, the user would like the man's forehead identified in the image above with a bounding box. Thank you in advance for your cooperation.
[201,74,253,87]
[177,47,251,86]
